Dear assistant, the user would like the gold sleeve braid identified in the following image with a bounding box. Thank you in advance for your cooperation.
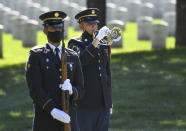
[86,49,95,58]
[42,98,53,110]
[74,88,79,100]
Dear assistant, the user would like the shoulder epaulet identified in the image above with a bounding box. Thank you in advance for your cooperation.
[31,45,45,52]
[70,37,82,42]
[66,48,77,55]
[31,45,45,50]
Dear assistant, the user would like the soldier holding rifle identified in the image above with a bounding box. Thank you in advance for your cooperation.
[25,11,84,131]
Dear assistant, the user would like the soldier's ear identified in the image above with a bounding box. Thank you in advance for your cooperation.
[79,23,84,31]
[43,27,48,35]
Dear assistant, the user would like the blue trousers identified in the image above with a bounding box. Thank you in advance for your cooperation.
[77,108,110,131]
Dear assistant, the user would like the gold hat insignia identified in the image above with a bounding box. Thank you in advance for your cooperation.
[92,10,95,14]
[54,12,59,17]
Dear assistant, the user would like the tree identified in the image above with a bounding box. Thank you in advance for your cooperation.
[87,0,106,28]
[176,0,186,47]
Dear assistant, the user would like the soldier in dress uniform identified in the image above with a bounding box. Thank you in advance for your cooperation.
[68,8,112,131]
[25,11,84,131]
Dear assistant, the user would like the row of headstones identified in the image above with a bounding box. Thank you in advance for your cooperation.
[137,15,175,49]
[106,0,176,23]
[1,0,176,33]
[0,0,175,50]
[106,13,176,49]
[0,2,72,47]
[0,0,86,31]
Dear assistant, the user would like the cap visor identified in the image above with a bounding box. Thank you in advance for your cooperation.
[50,23,63,27]
[87,20,99,23]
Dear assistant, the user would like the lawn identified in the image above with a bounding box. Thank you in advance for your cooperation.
[0,23,185,131]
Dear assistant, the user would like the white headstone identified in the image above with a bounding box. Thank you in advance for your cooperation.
[59,1,71,18]
[38,7,50,30]
[114,0,128,7]
[19,16,29,40]
[10,11,20,38]
[0,3,5,25]
[76,0,86,7]
[48,0,59,10]
[2,0,10,7]
[151,22,168,49]
[163,12,176,36]
[153,0,164,18]
[107,20,124,48]
[137,16,153,40]
[69,3,80,31]
[3,7,13,33]
[9,0,17,10]
[117,6,128,23]
[139,3,154,18]
[0,25,3,58]
[17,0,32,16]
[26,2,41,20]
[106,3,117,23]
[128,0,141,22]
[22,20,38,47]
[37,0,49,7]
[164,0,176,13]
[64,16,70,39]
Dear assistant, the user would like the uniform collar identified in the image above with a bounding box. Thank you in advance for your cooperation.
[47,42,62,53]
[82,31,93,42]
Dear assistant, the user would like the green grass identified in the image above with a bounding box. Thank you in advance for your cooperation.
[110,48,186,130]
[0,24,185,131]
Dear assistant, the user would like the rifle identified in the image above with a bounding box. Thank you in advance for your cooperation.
[61,22,71,131]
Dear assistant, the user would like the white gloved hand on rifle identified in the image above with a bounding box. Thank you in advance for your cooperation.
[50,108,71,123]
[96,26,110,40]
[59,79,73,95]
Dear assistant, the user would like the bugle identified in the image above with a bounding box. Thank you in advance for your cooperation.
[93,26,122,45]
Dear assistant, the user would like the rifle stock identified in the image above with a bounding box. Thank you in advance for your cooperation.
[61,43,71,131]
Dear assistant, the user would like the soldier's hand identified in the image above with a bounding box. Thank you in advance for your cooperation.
[50,108,71,123]
[96,26,109,40]
[59,79,73,95]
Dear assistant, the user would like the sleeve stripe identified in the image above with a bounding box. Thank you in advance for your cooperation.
[42,98,52,110]
[86,49,94,58]
[74,88,79,100]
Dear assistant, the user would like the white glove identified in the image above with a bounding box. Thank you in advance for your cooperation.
[110,104,113,115]
[113,36,121,42]
[110,108,113,115]
[50,108,71,123]
[96,26,110,40]
[59,79,73,95]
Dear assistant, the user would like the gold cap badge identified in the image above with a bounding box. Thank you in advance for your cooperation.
[54,12,59,17]
[92,10,95,14]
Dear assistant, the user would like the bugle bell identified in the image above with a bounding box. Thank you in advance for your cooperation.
[93,27,122,45]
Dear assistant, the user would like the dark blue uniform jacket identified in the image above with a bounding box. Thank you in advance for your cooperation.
[68,31,112,109]
[25,44,84,131]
